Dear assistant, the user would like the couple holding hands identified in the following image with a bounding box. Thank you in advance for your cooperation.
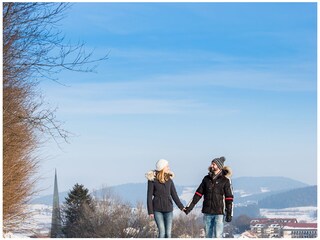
[146,157,233,238]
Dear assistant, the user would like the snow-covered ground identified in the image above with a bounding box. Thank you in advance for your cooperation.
[179,186,196,204]
[260,187,270,193]
[260,206,317,223]
[234,187,271,197]
[4,204,52,238]
[3,232,30,238]
[234,189,253,198]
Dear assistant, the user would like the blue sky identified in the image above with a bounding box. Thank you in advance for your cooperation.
[37,2,317,196]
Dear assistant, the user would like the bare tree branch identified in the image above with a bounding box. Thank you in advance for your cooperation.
[3,2,108,232]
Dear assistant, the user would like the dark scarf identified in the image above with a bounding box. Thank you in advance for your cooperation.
[209,169,222,181]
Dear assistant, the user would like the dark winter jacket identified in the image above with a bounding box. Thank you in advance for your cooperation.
[187,166,234,217]
[146,170,184,215]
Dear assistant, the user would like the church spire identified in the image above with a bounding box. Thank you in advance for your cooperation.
[50,169,62,237]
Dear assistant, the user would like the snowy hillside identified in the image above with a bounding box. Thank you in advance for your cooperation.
[260,206,317,223]
[27,204,52,232]
[179,186,196,204]
[4,204,52,238]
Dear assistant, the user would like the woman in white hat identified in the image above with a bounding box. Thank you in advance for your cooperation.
[145,159,185,238]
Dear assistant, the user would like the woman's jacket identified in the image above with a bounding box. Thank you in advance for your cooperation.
[146,171,184,214]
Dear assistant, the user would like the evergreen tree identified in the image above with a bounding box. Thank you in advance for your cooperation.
[62,183,95,237]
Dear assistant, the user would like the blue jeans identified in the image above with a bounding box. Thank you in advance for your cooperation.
[154,211,173,238]
[203,214,224,238]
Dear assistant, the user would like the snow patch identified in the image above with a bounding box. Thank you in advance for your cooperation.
[3,232,30,238]
[5,204,52,238]
[260,187,270,193]
[260,206,317,223]
[179,187,196,204]
[234,189,253,198]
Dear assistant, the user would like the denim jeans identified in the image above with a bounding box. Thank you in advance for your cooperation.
[154,211,173,238]
[203,214,224,238]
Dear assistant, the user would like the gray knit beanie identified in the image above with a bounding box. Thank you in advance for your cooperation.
[212,157,225,169]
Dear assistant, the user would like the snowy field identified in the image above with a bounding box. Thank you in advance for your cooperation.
[179,186,196,204]
[4,204,52,238]
[260,206,317,223]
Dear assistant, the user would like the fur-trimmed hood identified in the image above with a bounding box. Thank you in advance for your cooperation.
[222,166,232,178]
[145,170,175,181]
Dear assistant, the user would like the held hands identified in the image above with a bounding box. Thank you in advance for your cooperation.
[183,206,191,215]
[181,207,189,215]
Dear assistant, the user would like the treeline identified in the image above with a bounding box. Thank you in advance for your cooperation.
[258,185,317,209]
[234,203,260,219]
[58,184,203,238]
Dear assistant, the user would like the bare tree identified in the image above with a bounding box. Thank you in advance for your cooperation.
[3,2,107,232]
[172,213,203,238]
[90,191,133,238]
[128,202,157,238]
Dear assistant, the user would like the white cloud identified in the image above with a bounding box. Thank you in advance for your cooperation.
[42,65,314,117]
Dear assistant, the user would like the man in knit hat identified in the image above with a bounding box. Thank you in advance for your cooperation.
[184,157,234,238]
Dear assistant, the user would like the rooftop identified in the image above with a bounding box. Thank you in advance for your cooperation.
[283,223,317,229]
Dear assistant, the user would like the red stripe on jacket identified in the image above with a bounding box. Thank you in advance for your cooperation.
[195,192,202,197]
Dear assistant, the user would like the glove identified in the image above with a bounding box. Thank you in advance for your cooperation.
[225,215,232,222]
[184,206,191,215]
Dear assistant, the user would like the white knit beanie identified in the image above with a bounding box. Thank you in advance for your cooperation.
[156,159,169,171]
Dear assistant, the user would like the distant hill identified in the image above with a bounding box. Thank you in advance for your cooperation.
[232,176,309,204]
[31,191,69,206]
[258,185,317,209]
[233,176,308,196]
[31,176,310,207]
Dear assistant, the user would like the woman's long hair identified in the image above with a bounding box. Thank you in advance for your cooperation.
[156,169,171,183]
